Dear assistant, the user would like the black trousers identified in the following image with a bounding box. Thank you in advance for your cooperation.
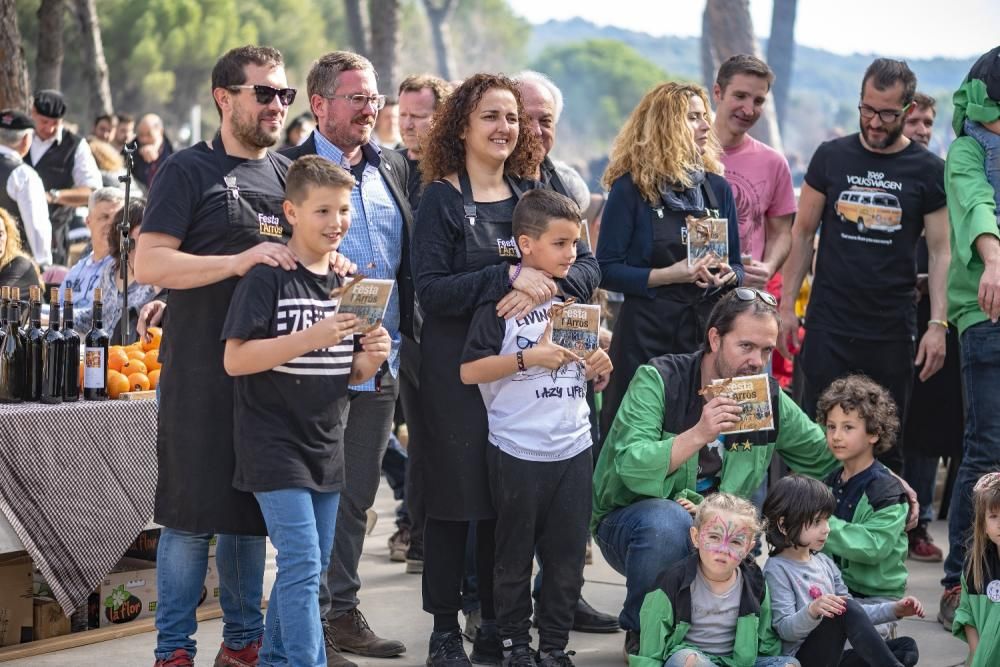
[795,598,918,667]
[487,446,592,652]
[423,516,495,631]
[398,338,425,554]
[799,329,915,473]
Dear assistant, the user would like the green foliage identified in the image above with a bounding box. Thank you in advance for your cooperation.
[529,39,668,158]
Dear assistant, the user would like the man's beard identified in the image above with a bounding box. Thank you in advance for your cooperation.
[861,120,903,150]
[713,353,759,380]
[232,106,280,149]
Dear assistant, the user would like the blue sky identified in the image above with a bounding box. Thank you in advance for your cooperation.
[506,0,999,60]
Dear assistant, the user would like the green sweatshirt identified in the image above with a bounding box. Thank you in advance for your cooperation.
[953,566,1000,667]
[593,364,837,533]
[631,553,783,667]
[822,465,909,599]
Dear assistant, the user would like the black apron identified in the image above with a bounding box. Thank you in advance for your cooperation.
[419,171,522,521]
[600,183,729,441]
[154,137,290,535]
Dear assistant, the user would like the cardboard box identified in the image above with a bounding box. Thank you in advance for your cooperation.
[98,556,219,628]
[124,530,217,562]
[33,598,71,640]
[0,556,33,646]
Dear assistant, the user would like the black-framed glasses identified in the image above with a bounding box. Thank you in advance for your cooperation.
[516,335,538,350]
[734,287,777,306]
[325,94,387,111]
[228,85,297,107]
[858,102,910,123]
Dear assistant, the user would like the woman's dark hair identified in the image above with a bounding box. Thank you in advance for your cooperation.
[703,288,780,347]
[107,199,146,272]
[420,73,542,184]
[762,475,836,556]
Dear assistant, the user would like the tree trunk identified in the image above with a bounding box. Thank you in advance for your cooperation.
[702,0,782,151]
[767,0,798,133]
[368,0,400,96]
[422,0,457,81]
[73,0,113,120]
[0,0,31,110]
[36,0,66,91]
[700,7,716,92]
[344,0,370,56]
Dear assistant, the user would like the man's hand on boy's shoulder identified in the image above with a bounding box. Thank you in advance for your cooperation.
[230,241,298,277]
[330,251,357,277]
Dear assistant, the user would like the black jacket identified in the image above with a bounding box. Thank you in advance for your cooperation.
[281,133,416,341]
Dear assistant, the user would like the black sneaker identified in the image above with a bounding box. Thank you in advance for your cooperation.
[470,625,503,665]
[503,645,536,667]
[536,649,575,667]
[427,630,472,666]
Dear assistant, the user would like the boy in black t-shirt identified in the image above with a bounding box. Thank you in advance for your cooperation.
[221,155,390,667]
[461,189,613,667]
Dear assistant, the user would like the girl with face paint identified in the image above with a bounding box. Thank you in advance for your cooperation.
[632,493,800,667]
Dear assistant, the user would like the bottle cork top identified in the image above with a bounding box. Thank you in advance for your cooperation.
[29,286,39,301]
[50,286,59,303]
[64,286,73,300]
[94,287,102,301]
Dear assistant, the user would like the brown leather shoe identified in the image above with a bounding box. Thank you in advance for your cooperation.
[323,620,359,667]
[328,607,406,658]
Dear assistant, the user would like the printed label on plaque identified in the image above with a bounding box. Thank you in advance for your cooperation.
[84,348,106,388]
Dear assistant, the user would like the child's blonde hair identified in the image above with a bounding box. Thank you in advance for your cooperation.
[968,472,1000,591]
[694,492,766,539]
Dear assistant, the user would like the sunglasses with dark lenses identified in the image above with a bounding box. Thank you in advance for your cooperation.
[734,287,777,306]
[228,85,297,107]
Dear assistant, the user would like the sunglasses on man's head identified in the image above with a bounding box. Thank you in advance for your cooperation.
[734,287,777,307]
[228,85,297,107]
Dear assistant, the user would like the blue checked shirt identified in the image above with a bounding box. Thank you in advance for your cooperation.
[314,131,403,390]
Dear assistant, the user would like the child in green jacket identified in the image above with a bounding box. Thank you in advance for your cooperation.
[953,472,1000,667]
[631,493,797,667]
[816,375,909,600]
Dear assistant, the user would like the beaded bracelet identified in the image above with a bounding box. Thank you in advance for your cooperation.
[509,262,522,287]
[516,351,526,372]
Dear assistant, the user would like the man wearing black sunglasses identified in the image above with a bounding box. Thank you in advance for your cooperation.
[779,57,949,476]
[282,51,414,666]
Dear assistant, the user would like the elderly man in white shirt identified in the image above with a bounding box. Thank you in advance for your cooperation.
[0,109,52,267]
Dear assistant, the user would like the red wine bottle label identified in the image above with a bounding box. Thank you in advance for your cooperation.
[84,347,106,388]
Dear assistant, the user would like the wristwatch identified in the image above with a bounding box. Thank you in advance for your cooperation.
[48,189,60,203]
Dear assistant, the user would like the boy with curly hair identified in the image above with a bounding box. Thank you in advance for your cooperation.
[815,375,910,603]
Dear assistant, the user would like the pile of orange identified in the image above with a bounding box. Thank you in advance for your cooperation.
[101,327,163,399]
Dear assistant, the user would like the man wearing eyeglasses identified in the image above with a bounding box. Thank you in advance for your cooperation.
[592,288,839,656]
[136,46,332,667]
[281,51,414,667]
[779,58,949,475]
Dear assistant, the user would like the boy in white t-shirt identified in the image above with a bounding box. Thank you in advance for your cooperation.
[461,189,613,667]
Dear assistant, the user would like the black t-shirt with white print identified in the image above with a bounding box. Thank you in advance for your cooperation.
[222,262,353,493]
[804,134,945,340]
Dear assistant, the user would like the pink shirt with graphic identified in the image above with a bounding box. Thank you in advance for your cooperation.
[721,134,797,262]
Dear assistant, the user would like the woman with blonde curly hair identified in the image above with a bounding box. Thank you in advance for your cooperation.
[412,73,600,666]
[596,82,743,438]
[0,207,42,292]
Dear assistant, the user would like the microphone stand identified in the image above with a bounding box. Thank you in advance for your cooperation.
[117,141,137,346]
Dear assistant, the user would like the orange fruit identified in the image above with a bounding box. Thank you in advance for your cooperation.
[147,369,160,389]
[125,343,143,354]
[142,327,163,352]
[127,349,146,362]
[127,372,150,392]
[108,347,129,372]
[143,349,161,372]
[107,371,129,399]
[121,359,147,376]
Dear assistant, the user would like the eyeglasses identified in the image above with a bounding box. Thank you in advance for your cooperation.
[228,85,297,107]
[325,94,387,111]
[858,103,910,124]
[734,287,777,306]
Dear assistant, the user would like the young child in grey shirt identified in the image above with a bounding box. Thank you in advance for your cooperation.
[761,476,923,667]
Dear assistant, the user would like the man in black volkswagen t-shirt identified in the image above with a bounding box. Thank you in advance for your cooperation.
[779,58,949,474]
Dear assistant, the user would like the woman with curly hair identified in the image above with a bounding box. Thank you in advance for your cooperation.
[412,73,600,666]
[0,207,42,293]
[596,82,743,440]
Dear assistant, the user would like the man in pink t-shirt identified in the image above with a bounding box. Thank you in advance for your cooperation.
[712,55,797,289]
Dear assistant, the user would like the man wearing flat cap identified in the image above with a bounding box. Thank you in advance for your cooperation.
[26,89,102,265]
[0,110,52,267]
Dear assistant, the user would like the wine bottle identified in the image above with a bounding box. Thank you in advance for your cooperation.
[0,287,26,403]
[40,287,65,404]
[25,286,44,400]
[84,287,110,400]
[62,287,81,402]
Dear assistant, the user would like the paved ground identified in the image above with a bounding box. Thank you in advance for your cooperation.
[4,483,971,666]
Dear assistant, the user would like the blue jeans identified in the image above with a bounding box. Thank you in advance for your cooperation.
[255,488,341,667]
[944,320,1000,585]
[594,498,693,631]
[964,119,1000,217]
[154,529,266,659]
[663,649,800,667]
